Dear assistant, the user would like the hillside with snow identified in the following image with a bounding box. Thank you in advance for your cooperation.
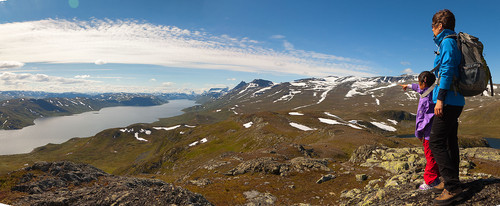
[200,75,499,137]
[1,75,499,205]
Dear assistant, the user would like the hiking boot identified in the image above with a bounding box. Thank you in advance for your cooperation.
[432,181,445,194]
[433,188,463,206]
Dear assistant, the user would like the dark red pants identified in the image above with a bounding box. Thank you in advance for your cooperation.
[423,139,440,184]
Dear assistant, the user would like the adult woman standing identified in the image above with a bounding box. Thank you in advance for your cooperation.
[428,9,465,206]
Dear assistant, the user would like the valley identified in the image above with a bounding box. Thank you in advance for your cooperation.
[0,75,499,205]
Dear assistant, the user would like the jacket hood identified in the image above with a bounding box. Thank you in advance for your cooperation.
[434,29,456,46]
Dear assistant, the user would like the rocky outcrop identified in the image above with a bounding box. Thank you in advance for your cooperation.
[243,190,277,206]
[340,145,500,205]
[225,157,331,176]
[8,161,212,206]
[339,178,500,206]
[461,147,500,162]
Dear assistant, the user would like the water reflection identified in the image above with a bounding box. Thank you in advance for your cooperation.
[0,99,195,155]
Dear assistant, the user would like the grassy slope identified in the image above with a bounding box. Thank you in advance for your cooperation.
[460,101,500,138]
[1,82,498,204]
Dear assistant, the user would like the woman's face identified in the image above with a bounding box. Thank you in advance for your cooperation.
[432,23,443,37]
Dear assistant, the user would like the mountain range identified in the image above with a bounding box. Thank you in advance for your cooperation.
[0,75,499,205]
[0,92,197,129]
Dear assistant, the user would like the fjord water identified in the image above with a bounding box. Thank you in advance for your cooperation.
[486,138,500,149]
[0,99,196,155]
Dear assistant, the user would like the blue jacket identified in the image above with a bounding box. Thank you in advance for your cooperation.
[432,29,465,106]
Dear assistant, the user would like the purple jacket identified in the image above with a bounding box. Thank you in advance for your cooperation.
[411,84,435,140]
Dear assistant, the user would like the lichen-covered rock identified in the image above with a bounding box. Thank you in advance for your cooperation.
[461,147,500,162]
[9,161,213,206]
[340,178,500,206]
[225,157,284,176]
[243,190,277,206]
[341,145,500,205]
[317,174,336,184]
[289,157,331,172]
[226,157,331,176]
[356,174,368,181]
[349,145,387,163]
[378,161,409,174]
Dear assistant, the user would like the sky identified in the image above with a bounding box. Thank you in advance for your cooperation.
[0,0,499,93]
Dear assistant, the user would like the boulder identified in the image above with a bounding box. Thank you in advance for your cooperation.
[356,174,368,181]
[316,174,336,184]
[243,190,277,206]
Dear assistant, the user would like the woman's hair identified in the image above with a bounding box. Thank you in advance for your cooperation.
[432,9,455,31]
[418,71,436,87]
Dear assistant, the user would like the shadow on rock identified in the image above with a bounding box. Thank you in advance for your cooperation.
[457,178,500,204]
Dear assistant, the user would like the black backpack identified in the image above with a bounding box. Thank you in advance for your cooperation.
[428,32,494,97]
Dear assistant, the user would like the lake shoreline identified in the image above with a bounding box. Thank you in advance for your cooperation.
[0,100,196,155]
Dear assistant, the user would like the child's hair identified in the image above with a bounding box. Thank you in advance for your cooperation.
[418,71,436,87]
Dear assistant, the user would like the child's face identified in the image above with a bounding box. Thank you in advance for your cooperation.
[419,81,427,90]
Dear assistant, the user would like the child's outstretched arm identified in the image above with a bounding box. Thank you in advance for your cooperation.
[399,84,408,91]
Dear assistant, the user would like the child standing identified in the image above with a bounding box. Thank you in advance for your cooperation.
[401,71,440,190]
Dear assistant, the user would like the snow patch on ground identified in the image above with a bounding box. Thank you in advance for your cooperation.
[290,82,307,87]
[252,85,274,97]
[134,132,148,142]
[347,124,363,130]
[189,138,208,147]
[274,89,302,103]
[140,129,152,135]
[189,141,198,147]
[367,83,397,92]
[405,92,418,100]
[153,125,181,131]
[289,122,316,131]
[238,83,259,95]
[289,112,304,116]
[324,112,341,119]
[318,118,342,125]
[371,122,397,132]
[387,119,398,125]
[243,122,253,128]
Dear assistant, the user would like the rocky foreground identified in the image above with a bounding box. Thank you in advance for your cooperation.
[338,145,500,206]
[2,161,212,206]
[1,146,499,205]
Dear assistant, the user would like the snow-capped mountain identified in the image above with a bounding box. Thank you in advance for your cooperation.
[202,75,498,135]
[210,75,498,112]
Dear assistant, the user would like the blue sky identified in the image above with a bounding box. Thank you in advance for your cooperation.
[0,0,498,93]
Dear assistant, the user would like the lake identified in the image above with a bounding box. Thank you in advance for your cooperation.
[485,138,500,149]
[0,99,196,155]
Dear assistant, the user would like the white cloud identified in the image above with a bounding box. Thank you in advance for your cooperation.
[0,61,25,69]
[270,35,286,39]
[403,68,414,74]
[74,75,90,79]
[150,78,157,82]
[0,0,7,2]
[0,19,376,79]
[227,78,236,81]
[400,61,411,66]
[0,71,202,93]
[0,72,98,89]
[162,82,175,87]
[95,59,107,65]
[283,40,295,51]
